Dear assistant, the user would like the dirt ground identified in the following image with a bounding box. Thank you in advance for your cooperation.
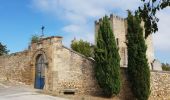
[0,80,68,100]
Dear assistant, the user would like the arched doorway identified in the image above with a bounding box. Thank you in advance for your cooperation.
[34,54,46,89]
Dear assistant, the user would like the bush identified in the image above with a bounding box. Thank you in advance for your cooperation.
[162,63,170,71]
[31,35,40,43]
[71,39,92,57]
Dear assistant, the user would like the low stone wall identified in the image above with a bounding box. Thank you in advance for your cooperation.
[0,51,32,84]
[52,47,98,94]
[117,69,170,100]
[115,69,170,100]
[73,66,170,100]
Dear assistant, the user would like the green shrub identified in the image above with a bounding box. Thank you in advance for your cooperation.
[162,63,170,71]
[31,35,40,43]
[71,39,92,57]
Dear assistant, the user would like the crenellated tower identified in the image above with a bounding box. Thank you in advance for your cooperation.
[95,14,155,69]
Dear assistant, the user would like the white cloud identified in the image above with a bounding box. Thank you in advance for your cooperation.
[32,0,141,20]
[31,0,141,45]
[62,24,81,33]
[31,0,170,63]
[153,8,170,52]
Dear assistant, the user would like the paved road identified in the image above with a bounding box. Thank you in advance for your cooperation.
[0,81,68,100]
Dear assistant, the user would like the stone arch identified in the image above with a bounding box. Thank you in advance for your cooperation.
[32,50,48,64]
[31,49,49,90]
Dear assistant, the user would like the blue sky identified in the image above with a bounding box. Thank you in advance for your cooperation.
[0,0,170,63]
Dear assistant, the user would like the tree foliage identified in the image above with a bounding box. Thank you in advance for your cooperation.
[94,16,121,97]
[137,0,170,38]
[71,39,92,57]
[127,11,150,100]
[31,34,40,43]
[162,63,170,71]
[0,42,9,56]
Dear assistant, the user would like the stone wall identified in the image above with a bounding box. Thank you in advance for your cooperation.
[52,46,101,95]
[117,69,170,100]
[150,71,170,100]
[0,51,32,84]
[115,70,170,100]
[113,69,170,100]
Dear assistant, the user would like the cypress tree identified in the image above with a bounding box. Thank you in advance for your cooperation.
[94,16,121,97]
[127,11,150,100]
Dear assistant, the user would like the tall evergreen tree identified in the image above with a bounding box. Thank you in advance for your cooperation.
[127,11,150,100]
[94,16,121,97]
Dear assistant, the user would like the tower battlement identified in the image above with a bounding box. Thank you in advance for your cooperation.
[95,14,126,25]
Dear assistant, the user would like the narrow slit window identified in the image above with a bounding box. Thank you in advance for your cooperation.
[116,38,119,46]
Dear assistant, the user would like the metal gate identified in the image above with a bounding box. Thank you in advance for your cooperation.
[34,54,45,89]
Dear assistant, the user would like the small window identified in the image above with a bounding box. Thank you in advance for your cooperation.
[123,48,126,66]
[63,89,76,95]
[151,63,153,70]
[64,91,75,95]
[116,38,119,46]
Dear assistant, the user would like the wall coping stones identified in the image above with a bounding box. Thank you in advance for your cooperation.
[62,46,95,62]
[0,50,29,58]
[151,70,170,74]
[119,67,170,74]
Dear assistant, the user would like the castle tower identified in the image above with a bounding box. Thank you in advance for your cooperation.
[95,14,155,69]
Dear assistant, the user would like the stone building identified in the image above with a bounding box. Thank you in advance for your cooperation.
[95,14,159,70]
